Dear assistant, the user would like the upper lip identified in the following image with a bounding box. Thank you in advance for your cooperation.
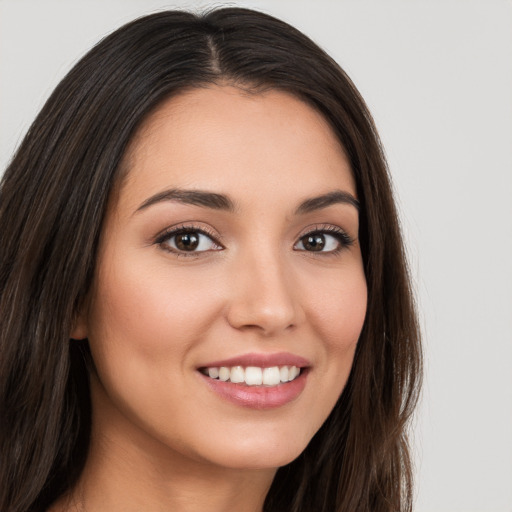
[199,352,311,369]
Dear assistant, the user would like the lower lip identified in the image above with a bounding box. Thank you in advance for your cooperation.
[199,370,308,410]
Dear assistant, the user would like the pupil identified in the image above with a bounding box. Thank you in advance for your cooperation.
[176,232,199,251]
[304,234,325,251]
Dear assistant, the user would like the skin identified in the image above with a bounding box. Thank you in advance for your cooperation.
[58,85,367,512]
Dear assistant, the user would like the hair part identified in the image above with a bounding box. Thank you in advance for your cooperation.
[0,8,421,512]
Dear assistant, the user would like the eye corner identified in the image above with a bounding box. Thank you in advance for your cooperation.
[294,224,355,254]
[154,223,224,257]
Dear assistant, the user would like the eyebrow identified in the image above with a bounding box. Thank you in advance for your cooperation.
[135,188,359,215]
[136,189,235,213]
[294,190,360,214]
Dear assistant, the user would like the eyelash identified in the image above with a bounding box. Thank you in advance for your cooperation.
[154,223,354,257]
[155,224,223,257]
[295,224,355,255]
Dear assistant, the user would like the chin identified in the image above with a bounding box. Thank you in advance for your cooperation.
[213,450,303,471]
[193,431,311,471]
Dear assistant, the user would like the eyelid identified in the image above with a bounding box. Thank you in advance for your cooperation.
[296,223,354,240]
[154,223,224,255]
[294,224,355,252]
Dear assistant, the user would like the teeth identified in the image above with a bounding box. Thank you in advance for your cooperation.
[208,367,219,379]
[202,365,302,386]
[230,366,245,384]
[245,367,263,385]
[218,367,230,381]
[262,366,281,386]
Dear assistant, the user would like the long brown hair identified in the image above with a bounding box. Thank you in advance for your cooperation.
[0,8,421,512]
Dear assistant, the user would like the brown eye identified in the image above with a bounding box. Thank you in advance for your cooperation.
[159,229,221,254]
[301,234,326,251]
[294,229,351,253]
[175,232,199,251]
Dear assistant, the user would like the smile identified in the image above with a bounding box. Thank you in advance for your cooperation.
[198,353,310,409]
[200,365,301,386]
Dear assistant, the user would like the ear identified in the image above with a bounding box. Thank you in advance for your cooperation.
[70,301,89,340]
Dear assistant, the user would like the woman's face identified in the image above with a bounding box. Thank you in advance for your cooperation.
[77,86,367,471]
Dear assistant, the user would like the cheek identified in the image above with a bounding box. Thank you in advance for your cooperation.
[305,264,367,398]
[87,256,222,362]
[309,264,368,350]
[84,256,225,444]
[270,263,367,450]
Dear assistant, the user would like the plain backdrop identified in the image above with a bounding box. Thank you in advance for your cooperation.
[1,1,511,511]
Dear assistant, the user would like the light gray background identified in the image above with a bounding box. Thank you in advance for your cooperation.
[1,1,511,511]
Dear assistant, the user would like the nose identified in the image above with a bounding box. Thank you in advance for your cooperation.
[226,250,303,336]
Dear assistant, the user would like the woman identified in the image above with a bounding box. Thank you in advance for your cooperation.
[0,8,421,512]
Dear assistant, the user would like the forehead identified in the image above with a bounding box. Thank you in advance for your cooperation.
[118,85,355,214]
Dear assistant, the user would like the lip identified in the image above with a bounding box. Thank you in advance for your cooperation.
[199,369,308,410]
[197,352,311,410]
[198,351,311,369]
